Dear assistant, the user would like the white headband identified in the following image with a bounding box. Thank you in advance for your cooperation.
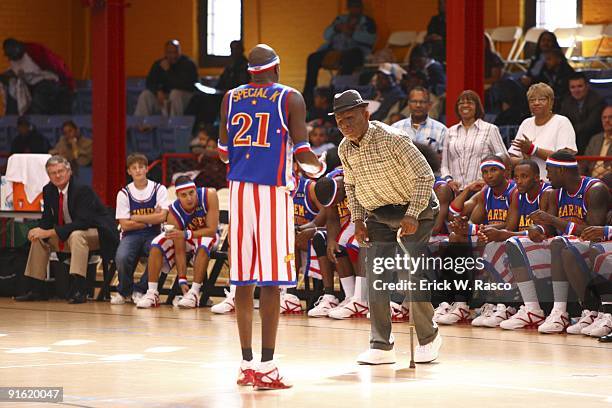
[479,161,506,171]
[546,158,578,168]
[247,56,280,73]
[175,182,196,193]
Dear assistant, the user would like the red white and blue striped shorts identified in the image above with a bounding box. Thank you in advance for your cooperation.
[151,232,217,274]
[229,181,296,287]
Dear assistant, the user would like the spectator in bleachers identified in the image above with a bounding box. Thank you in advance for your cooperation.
[134,39,198,117]
[534,48,575,111]
[1,38,74,114]
[49,121,93,175]
[370,63,406,122]
[302,0,376,107]
[307,86,334,123]
[423,0,446,63]
[493,80,529,127]
[16,155,118,303]
[560,72,606,154]
[112,154,169,305]
[189,125,212,155]
[509,83,577,178]
[10,116,50,154]
[216,41,249,92]
[309,123,335,155]
[409,45,446,97]
[484,33,504,85]
[581,106,612,178]
[441,90,509,192]
[205,138,217,152]
[520,31,562,89]
[186,41,249,125]
[392,86,447,157]
[385,70,442,121]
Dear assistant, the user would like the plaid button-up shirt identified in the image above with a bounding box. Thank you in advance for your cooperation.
[338,121,436,221]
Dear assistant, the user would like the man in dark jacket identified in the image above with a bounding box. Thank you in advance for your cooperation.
[134,39,198,116]
[10,116,50,154]
[16,156,119,303]
[560,72,606,154]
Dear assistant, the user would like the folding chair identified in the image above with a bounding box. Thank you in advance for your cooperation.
[488,26,523,68]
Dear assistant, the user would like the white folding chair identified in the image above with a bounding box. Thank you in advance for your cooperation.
[507,26,546,71]
[489,26,523,65]
[554,27,578,58]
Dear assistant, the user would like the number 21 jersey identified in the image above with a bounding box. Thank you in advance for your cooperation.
[226,82,294,187]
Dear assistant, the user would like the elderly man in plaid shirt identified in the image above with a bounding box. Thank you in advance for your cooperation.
[392,86,447,159]
[334,90,442,366]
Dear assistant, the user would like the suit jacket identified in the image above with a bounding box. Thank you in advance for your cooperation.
[580,132,612,176]
[560,90,605,154]
[39,179,119,262]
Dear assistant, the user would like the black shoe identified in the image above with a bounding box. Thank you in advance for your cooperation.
[15,291,45,302]
[599,333,612,343]
[68,291,87,304]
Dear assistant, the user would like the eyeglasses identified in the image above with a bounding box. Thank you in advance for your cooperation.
[528,97,549,103]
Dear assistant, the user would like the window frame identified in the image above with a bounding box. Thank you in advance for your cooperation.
[198,0,244,68]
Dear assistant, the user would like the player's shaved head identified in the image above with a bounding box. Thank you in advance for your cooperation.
[248,44,278,66]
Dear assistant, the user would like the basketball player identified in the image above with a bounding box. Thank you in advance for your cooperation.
[311,168,368,319]
[502,150,609,331]
[471,159,551,327]
[437,155,515,324]
[559,224,612,338]
[218,44,326,389]
[136,176,219,309]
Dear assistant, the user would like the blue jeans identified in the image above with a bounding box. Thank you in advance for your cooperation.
[115,232,156,297]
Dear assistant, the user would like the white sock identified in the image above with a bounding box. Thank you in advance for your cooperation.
[340,276,356,299]
[148,282,158,292]
[553,302,567,313]
[191,282,202,294]
[353,277,366,301]
[517,281,540,311]
[455,301,468,308]
[552,281,569,303]
[229,285,236,296]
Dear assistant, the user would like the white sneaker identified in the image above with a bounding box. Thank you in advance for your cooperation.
[499,305,545,330]
[567,310,598,334]
[308,294,339,317]
[581,312,605,335]
[481,304,517,328]
[328,297,369,319]
[136,290,159,308]
[211,289,235,314]
[253,361,292,390]
[329,297,351,313]
[132,291,144,303]
[110,294,129,305]
[437,302,470,325]
[280,293,303,314]
[538,309,570,334]
[390,301,410,323]
[471,303,495,326]
[178,291,200,308]
[415,334,442,363]
[433,302,451,323]
[585,313,612,337]
[356,348,396,365]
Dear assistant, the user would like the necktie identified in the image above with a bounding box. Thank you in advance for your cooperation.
[58,192,64,251]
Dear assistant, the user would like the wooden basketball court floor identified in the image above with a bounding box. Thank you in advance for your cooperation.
[1,298,611,408]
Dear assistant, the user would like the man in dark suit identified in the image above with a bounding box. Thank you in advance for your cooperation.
[16,155,119,303]
[581,106,612,178]
[560,72,605,154]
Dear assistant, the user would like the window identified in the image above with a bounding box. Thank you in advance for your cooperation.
[536,0,578,29]
[198,0,243,67]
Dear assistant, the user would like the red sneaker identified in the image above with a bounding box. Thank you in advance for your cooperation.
[237,360,255,386]
[253,361,292,390]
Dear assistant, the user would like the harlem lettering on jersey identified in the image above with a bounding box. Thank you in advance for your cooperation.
[484,180,516,224]
[293,176,318,226]
[557,176,600,225]
[517,181,552,231]
[169,188,209,232]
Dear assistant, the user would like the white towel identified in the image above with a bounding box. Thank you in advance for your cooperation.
[5,154,51,203]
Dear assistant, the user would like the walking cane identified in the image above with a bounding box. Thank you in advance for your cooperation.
[396,229,416,369]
